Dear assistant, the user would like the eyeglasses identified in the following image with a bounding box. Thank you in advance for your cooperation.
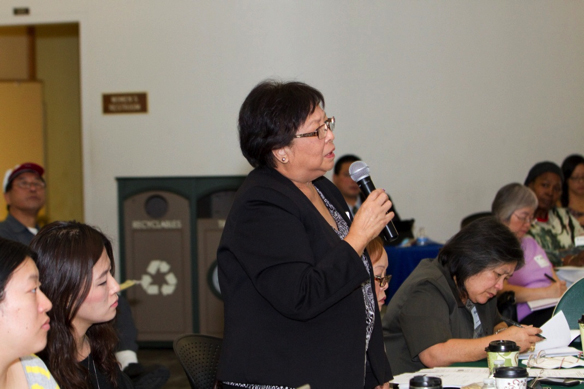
[513,212,535,225]
[14,180,46,190]
[526,350,547,367]
[569,176,584,183]
[294,117,335,140]
[374,274,392,287]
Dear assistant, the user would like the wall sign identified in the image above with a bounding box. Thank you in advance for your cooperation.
[103,92,147,114]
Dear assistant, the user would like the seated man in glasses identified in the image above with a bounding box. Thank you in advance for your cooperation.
[0,162,46,243]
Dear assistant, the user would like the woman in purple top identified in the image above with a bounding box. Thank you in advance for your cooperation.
[492,183,567,327]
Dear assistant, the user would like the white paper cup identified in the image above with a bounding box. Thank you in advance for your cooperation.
[494,367,528,389]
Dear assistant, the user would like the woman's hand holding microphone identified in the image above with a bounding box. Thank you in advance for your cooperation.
[344,188,394,256]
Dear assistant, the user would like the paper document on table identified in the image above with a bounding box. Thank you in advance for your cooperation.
[526,368,584,378]
[390,367,489,389]
[527,297,560,311]
[520,311,580,358]
[556,267,584,286]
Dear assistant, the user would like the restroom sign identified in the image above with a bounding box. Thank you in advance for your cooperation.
[103,92,148,114]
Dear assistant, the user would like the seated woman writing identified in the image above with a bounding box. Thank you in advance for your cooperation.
[382,217,543,375]
[0,238,58,388]
[492,183,567,327]
[31,221,133,389]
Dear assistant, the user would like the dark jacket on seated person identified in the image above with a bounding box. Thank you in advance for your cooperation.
[382,257,501,375]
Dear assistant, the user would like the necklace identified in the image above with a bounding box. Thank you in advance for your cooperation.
[89,353,101,389]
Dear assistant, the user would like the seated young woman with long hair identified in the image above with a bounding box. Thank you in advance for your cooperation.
[31,221,132,389]
[0,238,58,388]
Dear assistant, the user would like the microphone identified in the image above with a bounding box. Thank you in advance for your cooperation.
[349,161,399,242]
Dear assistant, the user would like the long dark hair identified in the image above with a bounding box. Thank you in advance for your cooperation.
[31,221,119,389]
[0,238,37,303]
[438,217,524,300]
[561,154,584,207]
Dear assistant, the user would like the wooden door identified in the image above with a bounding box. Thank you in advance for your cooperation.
[0,81,44,220]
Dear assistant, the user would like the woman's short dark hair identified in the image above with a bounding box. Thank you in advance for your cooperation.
[31,221,119,389]
[334,154,361,175]
[0,238,37,303]
[238,79,325,168]
[561,154,584,207]
[438,217,524,299]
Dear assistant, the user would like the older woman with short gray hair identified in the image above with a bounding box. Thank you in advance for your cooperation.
[492,183,566,326]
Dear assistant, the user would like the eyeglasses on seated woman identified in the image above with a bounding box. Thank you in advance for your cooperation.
[492,183,567,327]
[524,161,584,267]
[382,217,543,376]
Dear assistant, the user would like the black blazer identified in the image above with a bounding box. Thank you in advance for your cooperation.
[217,166,392,389]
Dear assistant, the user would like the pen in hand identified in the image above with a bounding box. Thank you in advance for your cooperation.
[544,273,557,283]
[502,317,546,339]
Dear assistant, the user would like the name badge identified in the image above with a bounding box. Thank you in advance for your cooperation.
[533,254,550,268]
[575,236,584,247]
[471,306,481,330]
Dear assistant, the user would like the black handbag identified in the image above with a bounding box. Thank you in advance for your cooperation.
[496,291,517,322]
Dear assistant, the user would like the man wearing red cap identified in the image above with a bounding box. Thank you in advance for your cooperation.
[0,162,46,244]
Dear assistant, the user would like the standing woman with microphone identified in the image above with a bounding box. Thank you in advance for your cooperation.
[217,80,394,389]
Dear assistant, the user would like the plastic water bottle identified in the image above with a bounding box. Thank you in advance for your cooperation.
[417,227,428,246]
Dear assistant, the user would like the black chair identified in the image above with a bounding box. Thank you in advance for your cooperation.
[460,212,492,229]
[497,290,518,322]
[173,333,223,389]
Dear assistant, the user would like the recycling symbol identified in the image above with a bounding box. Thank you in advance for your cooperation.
[140,259,177,296]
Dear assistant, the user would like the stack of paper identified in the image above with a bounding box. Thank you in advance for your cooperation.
[390,367,489,389]
[519,311,580,359]
[527,297,560,311]
[556,266,584,286]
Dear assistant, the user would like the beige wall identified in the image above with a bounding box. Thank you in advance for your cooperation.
[0,2,582,249]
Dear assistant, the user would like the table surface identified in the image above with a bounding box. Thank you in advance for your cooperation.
[451,360,584,389]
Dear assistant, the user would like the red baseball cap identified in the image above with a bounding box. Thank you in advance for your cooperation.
[3,162,45,193]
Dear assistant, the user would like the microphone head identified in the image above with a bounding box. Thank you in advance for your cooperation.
[349,161,370,182]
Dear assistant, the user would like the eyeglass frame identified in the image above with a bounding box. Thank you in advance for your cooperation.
[374,274,392,288]
[526,350,547,367]
[13,179,46,190]
[513,212,535,225]
[569,176,584,183]
[293,117,335,140]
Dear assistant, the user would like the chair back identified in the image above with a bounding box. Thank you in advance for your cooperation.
[552,278,584,329]
[460,212,492,229]
[173,333,223,389]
